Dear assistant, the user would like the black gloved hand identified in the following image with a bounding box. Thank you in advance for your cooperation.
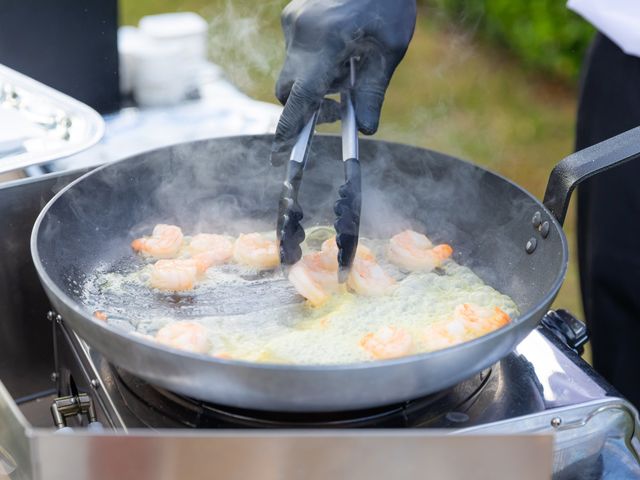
[271,0,417,165]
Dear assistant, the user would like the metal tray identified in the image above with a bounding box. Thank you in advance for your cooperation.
[0,64,104,174]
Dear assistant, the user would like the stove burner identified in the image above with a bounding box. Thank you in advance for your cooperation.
[111,365,497,429]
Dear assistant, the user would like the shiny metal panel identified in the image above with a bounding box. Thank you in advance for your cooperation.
[0,382,32,480]
[32,431,552,480]
[515,329,609,406]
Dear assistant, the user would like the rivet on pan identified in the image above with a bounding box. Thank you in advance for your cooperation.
[55,314,63,325]
[532,211,542,228]
[90,379,100,389]
[540,221,550,239]
[50,372,58,382]
[525,237,537,254]
[47,311,55,321]
[551,417,562,428]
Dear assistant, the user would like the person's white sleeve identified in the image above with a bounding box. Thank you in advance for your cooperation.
[568,0,640,58]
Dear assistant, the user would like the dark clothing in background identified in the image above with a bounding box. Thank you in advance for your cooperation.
[577,33,640,407]
[0,0,120,113]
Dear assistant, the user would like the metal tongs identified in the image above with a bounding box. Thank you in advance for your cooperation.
[277,57,362,282]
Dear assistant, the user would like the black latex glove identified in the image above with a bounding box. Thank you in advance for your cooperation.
[271,0,417,165]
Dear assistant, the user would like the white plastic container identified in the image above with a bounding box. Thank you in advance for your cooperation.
[139,12,208,61]
[119,12,209,107]
[131,39,188,107]
[139,12,208,97]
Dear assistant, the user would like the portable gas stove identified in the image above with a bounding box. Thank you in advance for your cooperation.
[0,145,639,480]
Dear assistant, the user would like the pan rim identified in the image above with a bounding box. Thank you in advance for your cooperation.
[30,134,569,373]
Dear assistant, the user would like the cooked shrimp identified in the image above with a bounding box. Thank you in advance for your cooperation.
[387,229,453,272]
[422,304,511,352]
[422,317,468,352]
[290,239,393,302]
[131,224,183,258]
[288,252,341,306]
[188,233,234,273]
[347,257,397,296]
[233,233,279,270]
[453,303,511,335]
[321,236,391,295]
[148,259,198,291]
[361,326,413,359]
[155,321,211,354]
[93,310,108,322]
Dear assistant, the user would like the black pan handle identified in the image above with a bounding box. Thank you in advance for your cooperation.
[543,126,640,225]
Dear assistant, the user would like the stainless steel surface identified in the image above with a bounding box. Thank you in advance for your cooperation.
[0,64,104,174]
[31,135,569,412]
[290,111,318,165]
[32,432,552,480]
[0,382,31,480]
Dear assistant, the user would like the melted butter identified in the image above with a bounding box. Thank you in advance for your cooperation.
[81,232,519,365]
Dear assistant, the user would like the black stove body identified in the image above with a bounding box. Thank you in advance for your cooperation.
[0,170,639,480]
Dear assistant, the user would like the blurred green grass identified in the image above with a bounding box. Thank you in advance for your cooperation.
[120,1,584,319]
[428,0,594,81]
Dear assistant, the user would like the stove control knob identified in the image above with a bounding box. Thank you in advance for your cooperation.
[540,309,589,355]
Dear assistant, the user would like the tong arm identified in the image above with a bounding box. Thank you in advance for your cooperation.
[335,58,362,282]
[277,111,319,266]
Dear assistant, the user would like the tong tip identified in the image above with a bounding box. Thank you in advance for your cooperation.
[338,266,349,284]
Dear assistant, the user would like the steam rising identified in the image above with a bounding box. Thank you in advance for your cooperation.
[37,134,563,320]
[207,0,286,94]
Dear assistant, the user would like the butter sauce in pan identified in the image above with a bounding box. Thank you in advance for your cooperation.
[84,225,518,365]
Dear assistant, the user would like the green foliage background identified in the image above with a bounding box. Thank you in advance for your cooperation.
[427,0,595,80]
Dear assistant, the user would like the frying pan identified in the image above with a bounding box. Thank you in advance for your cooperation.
[31,128,640,412]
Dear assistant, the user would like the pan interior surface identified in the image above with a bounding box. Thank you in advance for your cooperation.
[33,135,567,408]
